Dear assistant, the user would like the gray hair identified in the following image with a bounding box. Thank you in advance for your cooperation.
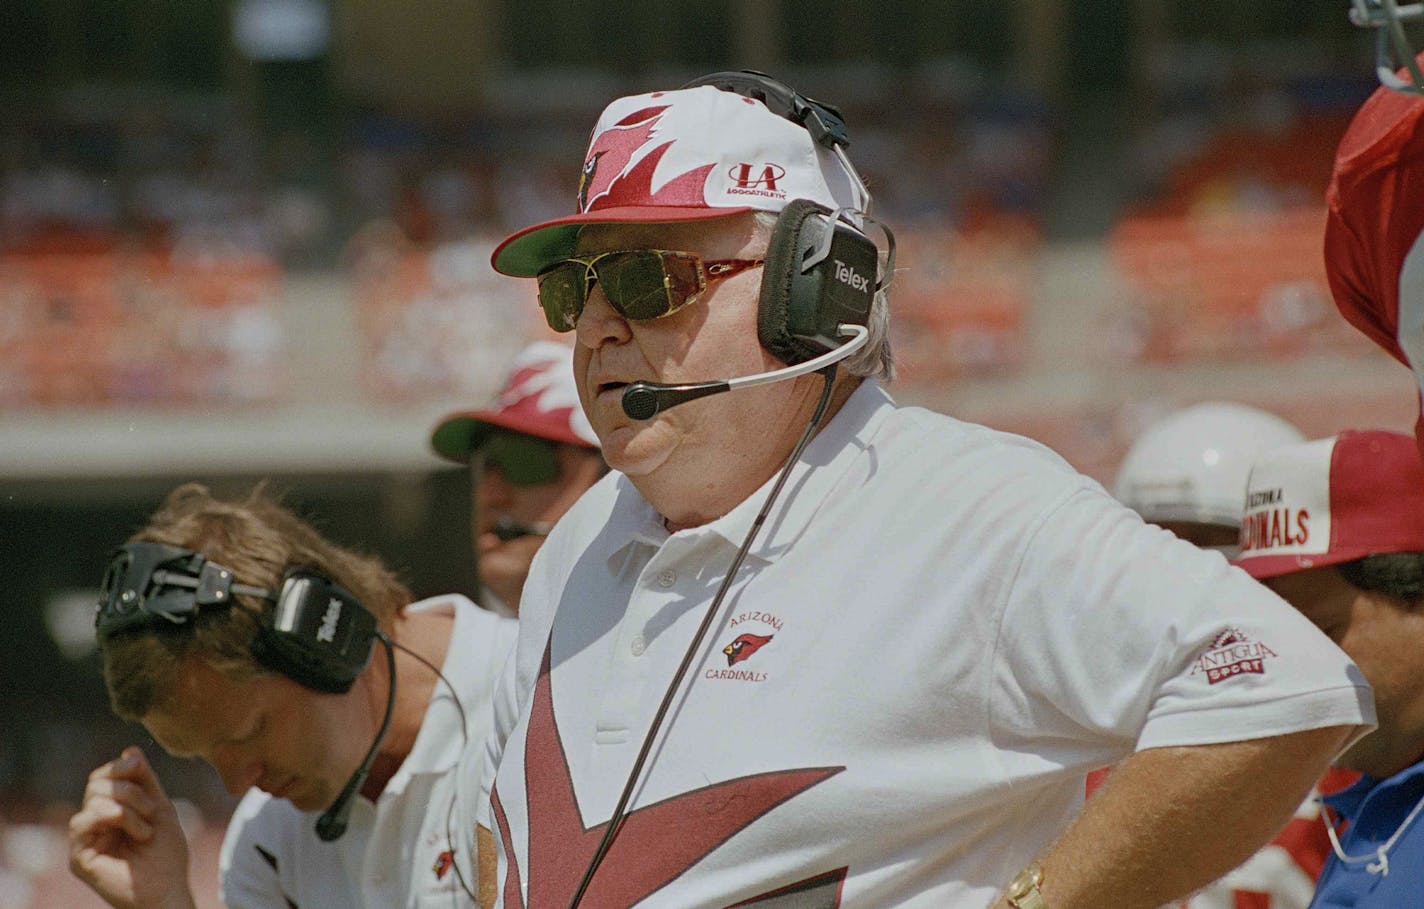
[752,211,895,381]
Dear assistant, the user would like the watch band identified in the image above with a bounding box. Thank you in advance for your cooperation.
[1005,861,1048,909]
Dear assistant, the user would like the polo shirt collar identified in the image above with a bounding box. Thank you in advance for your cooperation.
[602,378,896,570]
[1322,759,1424,820]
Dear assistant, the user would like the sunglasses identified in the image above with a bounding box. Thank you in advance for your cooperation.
[536,250,764,332]
[477,432,561,486]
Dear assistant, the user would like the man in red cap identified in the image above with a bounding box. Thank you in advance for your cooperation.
[430,341,604,614]
[1236,429,1424,907]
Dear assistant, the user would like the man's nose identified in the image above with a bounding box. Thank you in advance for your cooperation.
[480,468,515,511]
[211,747,263,797]
[575,284,632,348]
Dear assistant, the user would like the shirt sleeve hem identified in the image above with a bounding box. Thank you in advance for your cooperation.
[1135,684,1377,752]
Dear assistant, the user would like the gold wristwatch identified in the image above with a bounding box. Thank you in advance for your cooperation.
[1005,861,1048,909]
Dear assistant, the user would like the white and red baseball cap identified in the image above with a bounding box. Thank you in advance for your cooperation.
[1325,66,1424,452]
[490,83,866,278]
[430,341,598,463]
[1233,430,1424,579]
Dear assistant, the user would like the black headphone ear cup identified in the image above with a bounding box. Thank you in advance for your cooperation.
[758,198,827,365]
[758,199,879,365]
[251,570,378,694]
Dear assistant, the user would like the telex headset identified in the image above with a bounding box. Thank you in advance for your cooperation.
[619,70,896,422]
[97,541,378,694]
[681,70,891,365]
[96,540,390,842]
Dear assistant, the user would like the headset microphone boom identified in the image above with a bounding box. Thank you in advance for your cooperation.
[620,323,870,421]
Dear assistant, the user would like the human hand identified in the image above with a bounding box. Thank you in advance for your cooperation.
[68,746,197,909]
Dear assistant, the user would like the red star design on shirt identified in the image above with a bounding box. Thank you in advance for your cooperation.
[491,647,844,909]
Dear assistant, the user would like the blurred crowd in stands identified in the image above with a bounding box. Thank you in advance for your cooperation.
[2,55,1389,418]
[2,52,1394,414]
[3,55,1386,414]
[0,63,1060,409]
[1108,48,1381,362]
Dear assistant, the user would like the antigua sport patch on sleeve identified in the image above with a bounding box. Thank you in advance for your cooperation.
[1190,627,1278,685]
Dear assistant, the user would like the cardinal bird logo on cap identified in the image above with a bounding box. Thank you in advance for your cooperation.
[723,633,773,666]
[576,103,716,213]
[577,151,604,212]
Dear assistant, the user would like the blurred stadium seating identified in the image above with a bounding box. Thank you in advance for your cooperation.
[0,249,285,407]
[1103,50,1380,363]
[1107,207,1372,362]
[0,73,1059,409]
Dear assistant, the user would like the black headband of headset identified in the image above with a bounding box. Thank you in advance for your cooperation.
[97,539,381,697]
[679,70,851,151]
[96,541,277,642]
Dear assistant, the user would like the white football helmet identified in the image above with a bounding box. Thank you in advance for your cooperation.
[1350,0,1424,93]
[1114,402,1306,530]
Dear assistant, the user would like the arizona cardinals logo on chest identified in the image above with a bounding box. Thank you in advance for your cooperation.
[432,849,454,880]
[706,610,785,682]
[724,632,773,665]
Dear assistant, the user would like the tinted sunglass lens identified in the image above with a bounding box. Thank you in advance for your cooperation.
[536,264,587,332]
[659,254,706,316]
[596,252,676,321]
[482,433,561,486]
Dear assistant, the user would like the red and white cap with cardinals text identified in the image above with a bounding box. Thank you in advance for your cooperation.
[1234,430,1424,579]
[430,341,598,463]
[491,84,866,277]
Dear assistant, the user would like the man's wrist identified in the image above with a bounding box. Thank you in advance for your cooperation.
[1005,861,1048,909]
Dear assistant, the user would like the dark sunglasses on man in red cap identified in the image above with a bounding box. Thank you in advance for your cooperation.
[477,431,561,487]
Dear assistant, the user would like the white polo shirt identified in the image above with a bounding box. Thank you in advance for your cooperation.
[479,380,1373,909]
[219,595,516,909]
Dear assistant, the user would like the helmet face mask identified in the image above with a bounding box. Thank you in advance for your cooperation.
[1351,0,1424,94]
